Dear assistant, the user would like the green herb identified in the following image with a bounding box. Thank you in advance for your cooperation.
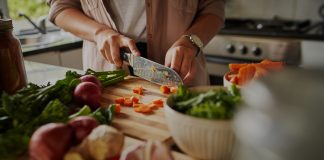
[172,85,241,120]
[0,69,126,159]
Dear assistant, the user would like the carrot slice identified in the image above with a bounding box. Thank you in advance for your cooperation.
[229,63,248,72]
[114,104,121,113]
[114,97,124,105]
[238,65,256,85]
[124,98,133,107]
[133,86,144,95]
[152,99,164,108]
[253,66,268,79]
[259,59,284,70]
[134,104,152,113]
[148,103,158,110]
[229,75,239,84]
[130,96,140,104]
[160,85,170,94]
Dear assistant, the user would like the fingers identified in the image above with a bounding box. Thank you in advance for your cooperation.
[95,30,140,67]
[109,35,123,68]
[170,47,184,74]
[101,41,113,63]
[121,37,141,56]
[183,60,197,84]
[179,50,194,79]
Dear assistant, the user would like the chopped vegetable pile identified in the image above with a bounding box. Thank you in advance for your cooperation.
[227,59,284,85]
[172,85,241,120]
[0,69,126,159]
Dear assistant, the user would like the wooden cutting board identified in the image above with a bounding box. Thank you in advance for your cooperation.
[100,76,172,142]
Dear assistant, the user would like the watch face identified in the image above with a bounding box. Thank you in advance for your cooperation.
[191,34,203,48]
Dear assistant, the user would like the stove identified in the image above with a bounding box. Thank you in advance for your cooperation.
[220,18,324,41]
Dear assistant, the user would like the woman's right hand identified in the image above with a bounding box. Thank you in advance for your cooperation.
[94,28,140,68]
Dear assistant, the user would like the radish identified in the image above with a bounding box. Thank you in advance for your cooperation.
[80,75,102,88]
[73,82,102,109]
[29,123,73,160]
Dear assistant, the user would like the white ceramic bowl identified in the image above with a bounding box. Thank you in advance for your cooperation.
[164,86,235,160]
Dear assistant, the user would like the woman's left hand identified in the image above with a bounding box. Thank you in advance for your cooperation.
[165,35,198,84]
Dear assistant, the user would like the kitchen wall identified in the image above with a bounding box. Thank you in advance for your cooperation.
[226,0,324,21]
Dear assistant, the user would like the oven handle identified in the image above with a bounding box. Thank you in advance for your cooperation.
[204,55,259,64]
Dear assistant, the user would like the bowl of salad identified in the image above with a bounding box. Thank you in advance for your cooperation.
[164,85,241,160]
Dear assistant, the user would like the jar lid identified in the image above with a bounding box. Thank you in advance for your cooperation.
[0,19,13,31]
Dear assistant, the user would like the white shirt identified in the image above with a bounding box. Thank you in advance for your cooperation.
[110,0,146,42]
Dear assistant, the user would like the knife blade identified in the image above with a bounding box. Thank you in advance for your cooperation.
[120,51,183,86]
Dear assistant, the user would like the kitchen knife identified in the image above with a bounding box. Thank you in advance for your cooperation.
[120,51,183,86]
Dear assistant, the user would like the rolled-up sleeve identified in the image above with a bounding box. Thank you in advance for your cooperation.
[47,0,82,24]
[198,0,225,21]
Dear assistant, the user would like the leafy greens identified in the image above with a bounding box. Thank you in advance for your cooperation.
[172,85,241,120]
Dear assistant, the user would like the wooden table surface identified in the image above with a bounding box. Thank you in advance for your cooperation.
[25,61,195,160]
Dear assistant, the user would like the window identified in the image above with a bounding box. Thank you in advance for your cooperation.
[0,0,9,18]
[7,0,49,20]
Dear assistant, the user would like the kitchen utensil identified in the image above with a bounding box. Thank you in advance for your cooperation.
[120,51,183,86]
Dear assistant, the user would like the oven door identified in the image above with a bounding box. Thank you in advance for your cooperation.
[205,55,258,85]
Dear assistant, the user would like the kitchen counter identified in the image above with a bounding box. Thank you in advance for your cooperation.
[25,61,82,85]
[24,61,195,160]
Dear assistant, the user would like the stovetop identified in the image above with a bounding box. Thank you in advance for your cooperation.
[220,18,324,41]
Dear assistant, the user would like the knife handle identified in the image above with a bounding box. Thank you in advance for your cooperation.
[120,49,130,63]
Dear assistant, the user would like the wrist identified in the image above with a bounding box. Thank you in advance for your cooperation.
[175,35,199,53]
[94,26,117,41]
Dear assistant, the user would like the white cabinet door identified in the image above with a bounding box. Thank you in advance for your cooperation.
[60,48,83,70]
[24,52,61,66]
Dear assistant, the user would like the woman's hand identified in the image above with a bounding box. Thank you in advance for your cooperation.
[165,35,198,84]
[94,28,140,68]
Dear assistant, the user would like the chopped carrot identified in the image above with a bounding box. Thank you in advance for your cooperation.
[229,75,239,84]
[148,103,158,110]
[170,86,178,93]
[229,63,248,72]
[114,104,121,113]
[160,85,170,94]
[133,86,144,95]
[130,96,140,104]
[238,65,256,85]
[124,98,133,107]
[259,59,284,70]
[133,103,142,108]
[114,97,124,105]
[134,104,152,113]
[152,99,164,108]
[253,66,268,79]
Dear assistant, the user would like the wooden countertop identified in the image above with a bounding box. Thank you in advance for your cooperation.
[25,61,195,160]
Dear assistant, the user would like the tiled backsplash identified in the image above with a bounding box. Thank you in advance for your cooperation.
[226,0,324,21]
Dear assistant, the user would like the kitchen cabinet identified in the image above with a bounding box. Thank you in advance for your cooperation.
[24,51,61,66]
[60,48,83,70]
[24,48,83,70]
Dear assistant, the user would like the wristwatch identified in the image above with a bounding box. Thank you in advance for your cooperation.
[185,34,204,56]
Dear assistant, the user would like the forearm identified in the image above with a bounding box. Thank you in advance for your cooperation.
[54,8,113,42]
[184,14,223,45]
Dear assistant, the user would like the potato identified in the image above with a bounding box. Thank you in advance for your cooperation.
[84,125,124,160]
[120,140,173,160]
[64,148,84,160]
[29,123,73,160]
[68,116,99,144]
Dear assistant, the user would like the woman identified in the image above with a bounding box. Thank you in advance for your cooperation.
[47,0,224,86]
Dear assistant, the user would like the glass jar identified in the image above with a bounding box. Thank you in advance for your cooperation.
[0,19,27,94]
